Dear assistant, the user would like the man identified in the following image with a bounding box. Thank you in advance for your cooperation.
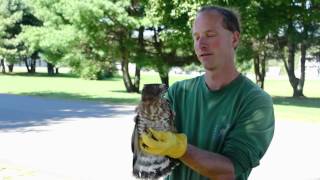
[140,5,275,180]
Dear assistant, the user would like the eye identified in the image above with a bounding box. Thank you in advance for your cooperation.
[194,35,199,41]
[206,32,217,37]
[193,33,200,41]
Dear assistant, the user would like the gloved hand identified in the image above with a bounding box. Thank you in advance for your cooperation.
[140,128,187,159]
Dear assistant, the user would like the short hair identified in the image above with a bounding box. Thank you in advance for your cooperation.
[197,6,241,33]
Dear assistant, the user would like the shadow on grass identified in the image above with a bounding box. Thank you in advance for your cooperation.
[19,92,319,108]
[2,72,122,81]
[272,96,320,108]
[19,91,139,105]
[0,93,137,132]
[5,72,79,78]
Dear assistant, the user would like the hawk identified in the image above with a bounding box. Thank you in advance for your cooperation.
[131,83,178,179]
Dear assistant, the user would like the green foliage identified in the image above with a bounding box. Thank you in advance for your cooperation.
[236,40,254,71]
[20,0,139,79]
[72,60,117,80]
[0,0,25,64]
[1,0,319,93]
[78,61,104,80]
[144,0,196,52]
[0,0,42,69]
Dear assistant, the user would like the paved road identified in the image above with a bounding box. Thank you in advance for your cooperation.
[0,94,136,180]
[0,94,320,180]
[250,120,320,180]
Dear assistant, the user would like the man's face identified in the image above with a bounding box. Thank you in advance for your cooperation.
[192,11,239,72]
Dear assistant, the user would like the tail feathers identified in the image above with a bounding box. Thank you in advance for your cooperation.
[133,154,178,179]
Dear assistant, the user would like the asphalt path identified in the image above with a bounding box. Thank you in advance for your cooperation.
[0,94,319,180]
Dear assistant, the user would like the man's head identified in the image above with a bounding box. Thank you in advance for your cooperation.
[198,6,240,35]
[192,6,240,72]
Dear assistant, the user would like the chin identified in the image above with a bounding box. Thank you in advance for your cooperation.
[203,64,217,72]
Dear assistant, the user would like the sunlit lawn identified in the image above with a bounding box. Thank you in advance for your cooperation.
[0,71,191,104]
[264,79,320,122]
[0,71,319,123]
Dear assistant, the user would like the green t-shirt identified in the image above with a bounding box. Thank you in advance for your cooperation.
[165,74,275,180]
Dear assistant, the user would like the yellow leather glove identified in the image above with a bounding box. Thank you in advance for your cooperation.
[140,128,187,159]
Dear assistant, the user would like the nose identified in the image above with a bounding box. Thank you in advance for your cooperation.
[196,37,208,51]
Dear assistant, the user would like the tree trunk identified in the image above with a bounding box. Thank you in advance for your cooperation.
[121,59,135,92]
[47,62,55,75]
[253,53,266,89]
[160,72,169,87]
[134,65,141,92]
[157,66,169,87]
[55,68,59,74]
[30,59,36,73]
[275,35,304,96]
[24,58,31,73]
[1,59,6,73]
[132,26,145,93]
[153,28,170,87]
[287,40,300,97]
[295,42,307,97]
[119,30,139,93]
[29,52,38,73]
[8,64,14,72]
[284,20,305,97]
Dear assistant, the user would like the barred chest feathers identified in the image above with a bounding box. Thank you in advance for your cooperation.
[131,84,179,180]
[136,99,174,134]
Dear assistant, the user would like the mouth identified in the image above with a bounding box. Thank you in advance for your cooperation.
[199,53,213,57]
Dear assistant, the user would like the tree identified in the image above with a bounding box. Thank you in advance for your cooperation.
[0,0,43,74]
[0,0,24,73]
[142,0,277,87]
[22,0,82,75]
[139,0,199,86]
[21,0,143,92]
[236,1,281,89]
[25,0,142,86]
[270,0,320,97]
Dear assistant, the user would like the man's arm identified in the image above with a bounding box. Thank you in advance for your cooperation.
[140,129,235,180]
[180,144,235,180]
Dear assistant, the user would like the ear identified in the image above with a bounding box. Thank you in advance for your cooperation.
[232,31,240,49]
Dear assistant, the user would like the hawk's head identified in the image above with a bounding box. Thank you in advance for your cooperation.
[141,84,167,102]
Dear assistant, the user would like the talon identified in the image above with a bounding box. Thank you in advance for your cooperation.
[142,143,148,149]
[151,134,158,141]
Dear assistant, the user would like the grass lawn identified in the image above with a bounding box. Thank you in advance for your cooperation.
[264,79,320,122]
[0,72,191,104]
[0,71,319,123]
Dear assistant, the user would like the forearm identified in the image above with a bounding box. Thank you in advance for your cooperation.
[180,144,235,180]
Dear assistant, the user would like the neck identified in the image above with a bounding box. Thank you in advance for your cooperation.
[204,67,239,91]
